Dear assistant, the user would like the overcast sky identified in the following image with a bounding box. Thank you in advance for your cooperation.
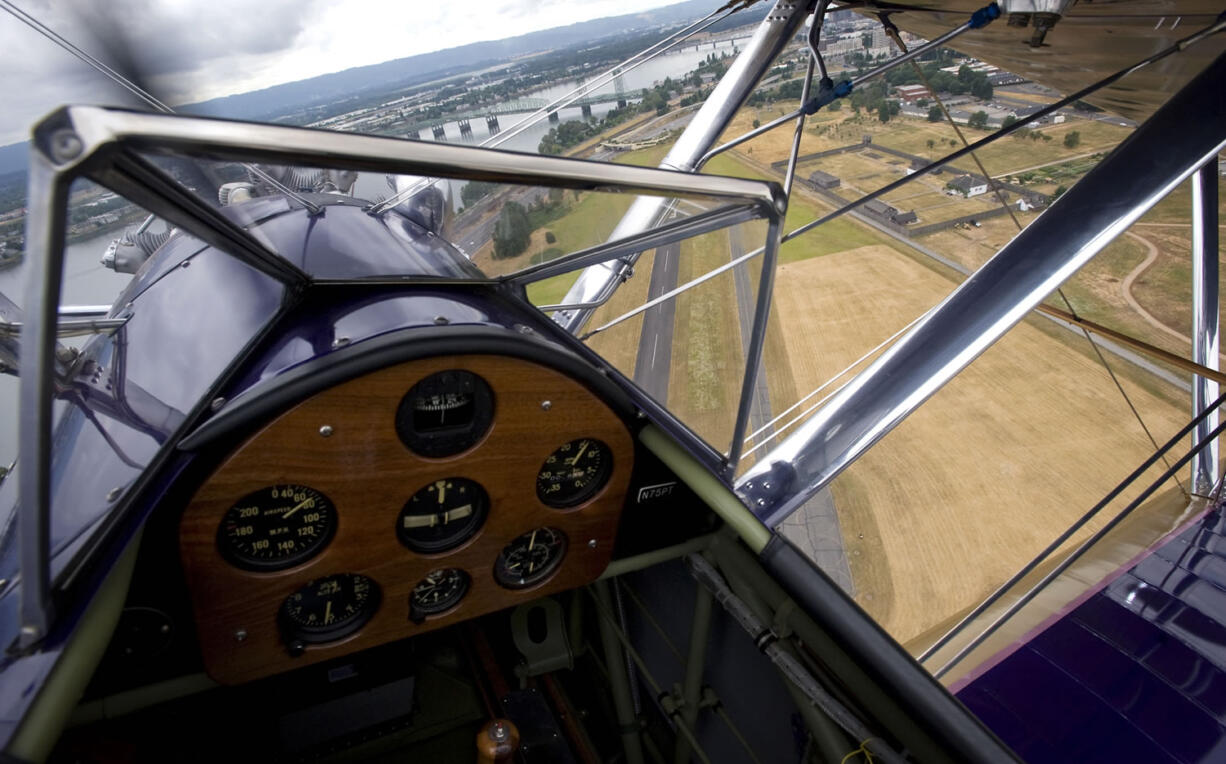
[0,0,683,146]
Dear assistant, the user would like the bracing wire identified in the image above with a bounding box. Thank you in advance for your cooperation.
[370,6,735,214]
[877,16,1187,497]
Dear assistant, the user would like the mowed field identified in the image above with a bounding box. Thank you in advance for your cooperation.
[771,245,1189,644]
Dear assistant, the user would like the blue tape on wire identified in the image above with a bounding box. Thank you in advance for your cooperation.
[969,2,1001,28]
[801,78,853,115]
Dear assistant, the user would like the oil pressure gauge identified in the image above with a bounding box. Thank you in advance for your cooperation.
[536,439,612,508]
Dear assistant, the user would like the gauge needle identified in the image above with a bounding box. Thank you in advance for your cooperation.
[435,479,447,504]
[567,441,590,466]
[324,600,333,624]
[402,504,472,529]
[283,496,313,518]
[527,529,539,573]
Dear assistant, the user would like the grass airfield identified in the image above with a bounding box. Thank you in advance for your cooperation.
[496,101,1220,648]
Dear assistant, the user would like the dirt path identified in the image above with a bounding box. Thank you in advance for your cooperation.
[992,150,1104,178]
[1120,231,1190,345]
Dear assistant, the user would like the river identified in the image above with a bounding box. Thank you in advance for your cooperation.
[0,36,748,467]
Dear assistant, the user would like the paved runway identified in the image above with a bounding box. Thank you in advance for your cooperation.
[631,241,679,402]
[728,227,854,594]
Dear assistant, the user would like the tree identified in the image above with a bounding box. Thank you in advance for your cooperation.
[752,119,761,128]
[493,201,531,260]
[926,138,936,150]
[927,105,942,122]
[1002,115,1018,129]
[461,181,497,208]
[968,110,989,129]
[1063,130,1081,148]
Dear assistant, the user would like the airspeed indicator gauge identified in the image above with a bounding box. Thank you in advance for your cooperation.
[218,485,336,571]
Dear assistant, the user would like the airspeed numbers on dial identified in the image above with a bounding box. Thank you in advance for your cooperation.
[218,485,336,571]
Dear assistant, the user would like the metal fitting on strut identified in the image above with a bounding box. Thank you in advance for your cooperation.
[999,0,1073,46]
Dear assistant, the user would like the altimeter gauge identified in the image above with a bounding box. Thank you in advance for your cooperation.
[536,438,612,508]
[279,573,380,655]
[396,370,494,457]
[397,478,489,553]
[218,485,336,571]
[409,568,470,623]
[494,527,567,589]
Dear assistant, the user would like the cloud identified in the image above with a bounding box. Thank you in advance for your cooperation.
[0,0,682,145]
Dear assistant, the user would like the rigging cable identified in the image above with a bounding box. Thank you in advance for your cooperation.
[876,14,1187,497]
[369,6,735,215]
[586,13,1226,452]
[0,0,322,214]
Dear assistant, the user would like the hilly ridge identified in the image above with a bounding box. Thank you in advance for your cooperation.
[0,0,751,175]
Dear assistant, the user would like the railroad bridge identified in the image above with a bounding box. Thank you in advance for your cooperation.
[405,89,647,139]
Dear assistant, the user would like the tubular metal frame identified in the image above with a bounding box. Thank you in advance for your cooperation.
[551,0,812,336]
[1192,160,1221,494]
[16,104,784,645]
[738,50,1226,526]
[697,11,985,167]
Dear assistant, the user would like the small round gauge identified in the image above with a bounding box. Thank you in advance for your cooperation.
[409,568,470,623]
[396,370,494,458]
[536,439,612,508]
[494,527,567,590]
[279,573,380,653]
[397,478,489,553]
[218,485,336,571]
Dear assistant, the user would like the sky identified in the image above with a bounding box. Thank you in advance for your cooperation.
[0,0,684,146]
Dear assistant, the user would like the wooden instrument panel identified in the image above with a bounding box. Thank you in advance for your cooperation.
[180,354,634,684]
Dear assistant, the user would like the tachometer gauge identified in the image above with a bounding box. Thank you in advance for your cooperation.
[536,439,612,508]
[218,485,336,571]
[279,573,379,655]
[494,527,567,589]
[396,370,494,457]
[397,478,488,553]
[409,568,470,623]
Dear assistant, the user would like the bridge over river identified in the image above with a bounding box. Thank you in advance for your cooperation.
[405,89,648,139]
